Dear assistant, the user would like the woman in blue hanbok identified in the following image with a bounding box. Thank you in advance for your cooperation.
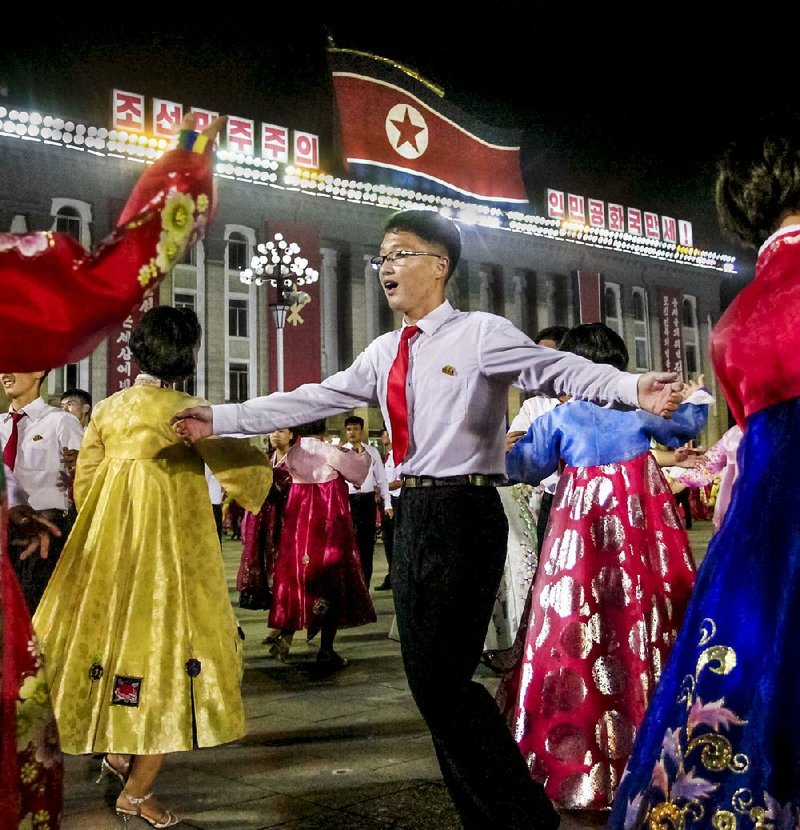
[608,117,800,830]
[498,323,712,811]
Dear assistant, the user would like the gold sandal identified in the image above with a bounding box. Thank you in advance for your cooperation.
[116,790,179,827]
[96,754,130,786]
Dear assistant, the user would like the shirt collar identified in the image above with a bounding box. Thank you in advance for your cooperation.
[5,395,47,420]
[404,300,455,338]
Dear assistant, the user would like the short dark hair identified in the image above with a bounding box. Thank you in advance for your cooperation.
[534,325,569,347]
[715,112,800,250]
[61,388,92,408]
[344,415,364,429]
[293,419,328,438]
[383,209,461,279]
[559,323,629,371]
[130,306,201,382]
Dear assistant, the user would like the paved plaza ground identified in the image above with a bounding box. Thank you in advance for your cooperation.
[60,521,714,829]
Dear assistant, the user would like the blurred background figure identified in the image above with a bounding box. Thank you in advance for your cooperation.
[59,388,92,428]
[267,419,375,670]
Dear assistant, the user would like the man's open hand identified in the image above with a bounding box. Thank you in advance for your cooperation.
[637,372,684,418]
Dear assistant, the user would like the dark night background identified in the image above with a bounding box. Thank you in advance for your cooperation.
[4,3,800,294]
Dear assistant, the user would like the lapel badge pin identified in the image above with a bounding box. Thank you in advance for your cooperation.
[32,434,44,441]
[441,365,456,376]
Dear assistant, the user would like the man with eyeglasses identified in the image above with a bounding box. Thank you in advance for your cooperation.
[172,208,683,829]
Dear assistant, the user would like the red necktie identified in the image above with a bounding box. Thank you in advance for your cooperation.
[3,411,26,471]
[387,325,420,467]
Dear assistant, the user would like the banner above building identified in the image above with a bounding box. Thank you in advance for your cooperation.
[328,49,528,205]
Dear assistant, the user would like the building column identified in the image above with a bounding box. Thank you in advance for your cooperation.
[479,266,493,312]
[320,246,339,378]
[509,269,527,331]
[363,254,379,344]
[538,273,558,330]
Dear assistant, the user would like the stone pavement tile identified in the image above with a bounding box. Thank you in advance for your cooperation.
[344,781,460,829]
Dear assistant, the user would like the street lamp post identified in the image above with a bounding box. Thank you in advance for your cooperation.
[240,232,319,392]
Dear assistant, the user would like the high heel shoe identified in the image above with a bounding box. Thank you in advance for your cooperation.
[96,754,130,786]
[116,790,179,827]
[268,634,290,661]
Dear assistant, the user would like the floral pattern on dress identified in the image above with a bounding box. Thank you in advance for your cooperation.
[619,618,799,830]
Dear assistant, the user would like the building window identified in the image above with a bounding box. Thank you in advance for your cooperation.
[227,232,248,271]
[174,292,196,312]
[55,206,82,241]
[179,243,197,266]
[603,283,623,337]
[631,287,651,371]
[63,362,80,389]
[682,295,700,378]
[228,298,248,338]
[229,363,249,402]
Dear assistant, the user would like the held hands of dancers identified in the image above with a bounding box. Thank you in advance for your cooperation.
[171,407,213,443]
[636,371,684,418]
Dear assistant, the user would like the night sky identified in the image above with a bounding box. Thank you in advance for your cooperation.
[5,4,799,284]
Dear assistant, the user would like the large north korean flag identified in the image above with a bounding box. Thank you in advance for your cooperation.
[329,49,528,205]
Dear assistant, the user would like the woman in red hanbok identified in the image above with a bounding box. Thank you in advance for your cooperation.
[497,323,711,811]
[267,420,376,669]
[237,429,295,620]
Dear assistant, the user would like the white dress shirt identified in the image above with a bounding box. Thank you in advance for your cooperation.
[342,441,391,509]
[212,301,640,478]
[508,396,561,494]
[0,396,84,511]
[4,463,24,508]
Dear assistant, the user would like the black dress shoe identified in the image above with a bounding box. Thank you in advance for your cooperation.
[374,578,392,591]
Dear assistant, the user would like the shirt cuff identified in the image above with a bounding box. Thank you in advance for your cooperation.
[618,372,641,408]
[212,404,240,435]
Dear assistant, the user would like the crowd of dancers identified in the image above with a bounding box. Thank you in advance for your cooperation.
[1,110,799,830]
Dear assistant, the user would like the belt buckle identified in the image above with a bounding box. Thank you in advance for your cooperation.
[469,474,488,486]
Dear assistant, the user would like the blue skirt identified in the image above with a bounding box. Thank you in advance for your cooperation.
[607,398,800,829]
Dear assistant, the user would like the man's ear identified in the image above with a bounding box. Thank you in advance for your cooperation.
[435,256,449,281]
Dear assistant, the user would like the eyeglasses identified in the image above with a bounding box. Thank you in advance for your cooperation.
[369,251,445,272]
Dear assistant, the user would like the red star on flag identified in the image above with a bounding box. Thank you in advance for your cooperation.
[389,106,426,152]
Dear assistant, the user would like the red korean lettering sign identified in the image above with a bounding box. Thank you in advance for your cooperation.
[190,108,219,132]
[567,194,586,223]
[546,189,565,220]
[106,295,158,392]
[644,211,661,240]
[627,207,643,236]
[588,199,606,228]
[608,203,625,231]
[262,123,288,163]
[658,286,684,375]
[662,216,677,243]
[153,99,183,138]
[226,117,255,155]
[293,131,319,169]
[112,90,145,132]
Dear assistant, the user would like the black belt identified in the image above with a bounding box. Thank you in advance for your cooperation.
[401,474,507,489]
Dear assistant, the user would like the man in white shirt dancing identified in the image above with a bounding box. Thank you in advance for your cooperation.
[172,209,683,829]
[1,370,84,610]
[341,415,391,588]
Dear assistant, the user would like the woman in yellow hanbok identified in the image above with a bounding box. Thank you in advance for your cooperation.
[33,306,270,828]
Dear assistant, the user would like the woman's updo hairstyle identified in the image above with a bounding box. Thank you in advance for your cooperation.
[130,306,201,382]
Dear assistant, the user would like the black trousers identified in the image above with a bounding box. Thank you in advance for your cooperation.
[535,490,555,554]
[349,492,378,586]
[10,508,72,614]
[379,494,400,584]
[393,486,559,830]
